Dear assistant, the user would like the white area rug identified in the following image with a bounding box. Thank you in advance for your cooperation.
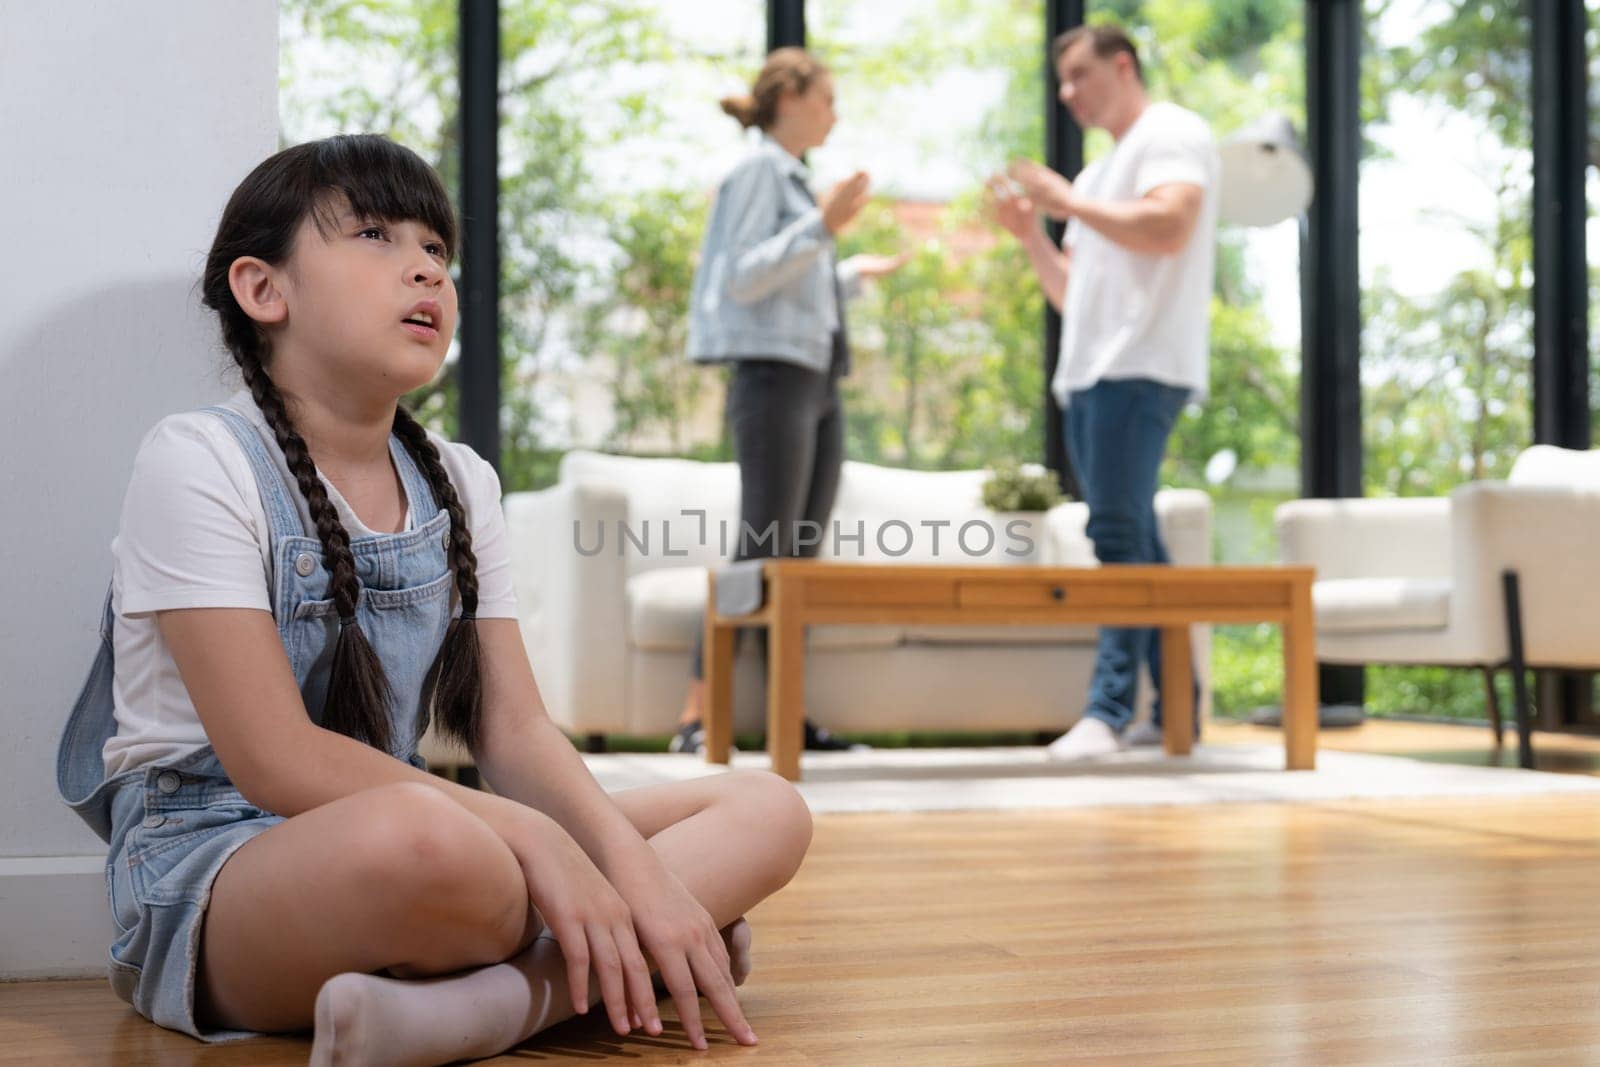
[582,744,1600,814]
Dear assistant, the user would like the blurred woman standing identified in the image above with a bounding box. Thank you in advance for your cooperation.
[674,48,903,754]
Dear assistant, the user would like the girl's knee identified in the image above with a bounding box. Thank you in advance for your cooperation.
[724,770,813,874]
[351,782,528,961]
[353,783,481,869]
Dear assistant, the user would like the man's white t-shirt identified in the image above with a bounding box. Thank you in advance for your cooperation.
[103,391,519,776]
[1052,101,1220,408]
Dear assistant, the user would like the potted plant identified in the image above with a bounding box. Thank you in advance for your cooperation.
[980,463,1066,565]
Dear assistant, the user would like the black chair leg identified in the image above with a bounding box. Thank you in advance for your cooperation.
[1502,570,1535,770]
[1481,666,1503,749]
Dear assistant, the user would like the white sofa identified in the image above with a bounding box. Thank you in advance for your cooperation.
[1275,445,1600,764]
[496,450,1213,744]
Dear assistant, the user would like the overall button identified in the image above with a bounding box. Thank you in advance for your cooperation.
[294,552,317,577]
[142,814,166,829]
[156,771,181,794]
[441,530,451,552]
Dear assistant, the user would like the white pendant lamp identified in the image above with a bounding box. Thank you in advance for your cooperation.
[1218,112,1313,227]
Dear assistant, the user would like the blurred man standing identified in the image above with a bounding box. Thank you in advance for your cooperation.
[991,24,1219,760]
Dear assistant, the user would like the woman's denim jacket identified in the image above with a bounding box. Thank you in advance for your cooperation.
[687,135,862,374]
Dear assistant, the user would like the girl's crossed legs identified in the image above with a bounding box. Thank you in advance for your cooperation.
[197,770,812,1064]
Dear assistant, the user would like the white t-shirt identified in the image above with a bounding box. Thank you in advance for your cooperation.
[103,391,519,776]
[1052,101,1220,407]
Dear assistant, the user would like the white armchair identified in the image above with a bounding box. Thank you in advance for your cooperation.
[1275,445,1600,765]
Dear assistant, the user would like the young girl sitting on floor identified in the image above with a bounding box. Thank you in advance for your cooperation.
[56,133,812,1067]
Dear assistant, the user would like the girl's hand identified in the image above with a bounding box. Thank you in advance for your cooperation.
[616,863,757,1050]
[510,814,661,1039]
[1006,158,1076,220]
[843,252,909,280]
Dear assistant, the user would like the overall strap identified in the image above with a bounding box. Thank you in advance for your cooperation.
[99,582,114,638]
[387,433,442,525]
[55,585,121,840]
[209,405,443,536]
[202,406,308,544]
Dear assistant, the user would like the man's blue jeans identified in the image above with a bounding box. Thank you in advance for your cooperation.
[1064,377,1191,732]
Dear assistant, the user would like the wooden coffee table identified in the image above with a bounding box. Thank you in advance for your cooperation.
[702,561,1317,781]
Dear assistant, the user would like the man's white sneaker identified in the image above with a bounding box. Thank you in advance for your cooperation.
[1045,717,1121,761]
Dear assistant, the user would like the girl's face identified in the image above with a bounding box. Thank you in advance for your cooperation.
[783,73,836,150]
[271,200,457,401]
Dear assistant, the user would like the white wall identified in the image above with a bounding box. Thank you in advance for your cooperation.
[0,1,279,978]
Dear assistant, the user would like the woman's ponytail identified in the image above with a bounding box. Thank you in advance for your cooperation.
[721,47,827,132]
[719,94,762,128]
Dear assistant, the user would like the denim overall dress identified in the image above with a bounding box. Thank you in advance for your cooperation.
[56,405,456,1040]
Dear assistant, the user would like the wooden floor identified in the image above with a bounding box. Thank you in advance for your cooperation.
[7,720,1600,1065]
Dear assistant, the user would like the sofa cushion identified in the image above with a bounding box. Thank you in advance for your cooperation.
[560,451,741,576]
[1313,577,1451,634]
[625,567,903,652]
[1509,445,1600,489]
[826,460,1007,565]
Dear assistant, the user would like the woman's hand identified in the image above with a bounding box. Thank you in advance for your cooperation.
[507,812,661,1039]
[1006,158,1076,220]
[986,175,1038,240]
[820,171,872,234]
[842,252,909,280]
[614,860,757,1051]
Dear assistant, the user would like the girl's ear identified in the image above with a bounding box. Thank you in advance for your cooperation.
[228,256,288,326]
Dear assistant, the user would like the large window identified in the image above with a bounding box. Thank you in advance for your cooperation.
[1360,0,1532,719]
[808,0,1045,472]
[280,2,1581,727]
[543,1,765,471]
[1362,0,1532,497]
[282,0,764,491]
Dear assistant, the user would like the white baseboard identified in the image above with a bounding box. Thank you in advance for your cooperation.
[0,856,116,980]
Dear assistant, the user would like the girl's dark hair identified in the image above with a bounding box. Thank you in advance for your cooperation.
[199,134,484,753]
[720,47,828,130]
